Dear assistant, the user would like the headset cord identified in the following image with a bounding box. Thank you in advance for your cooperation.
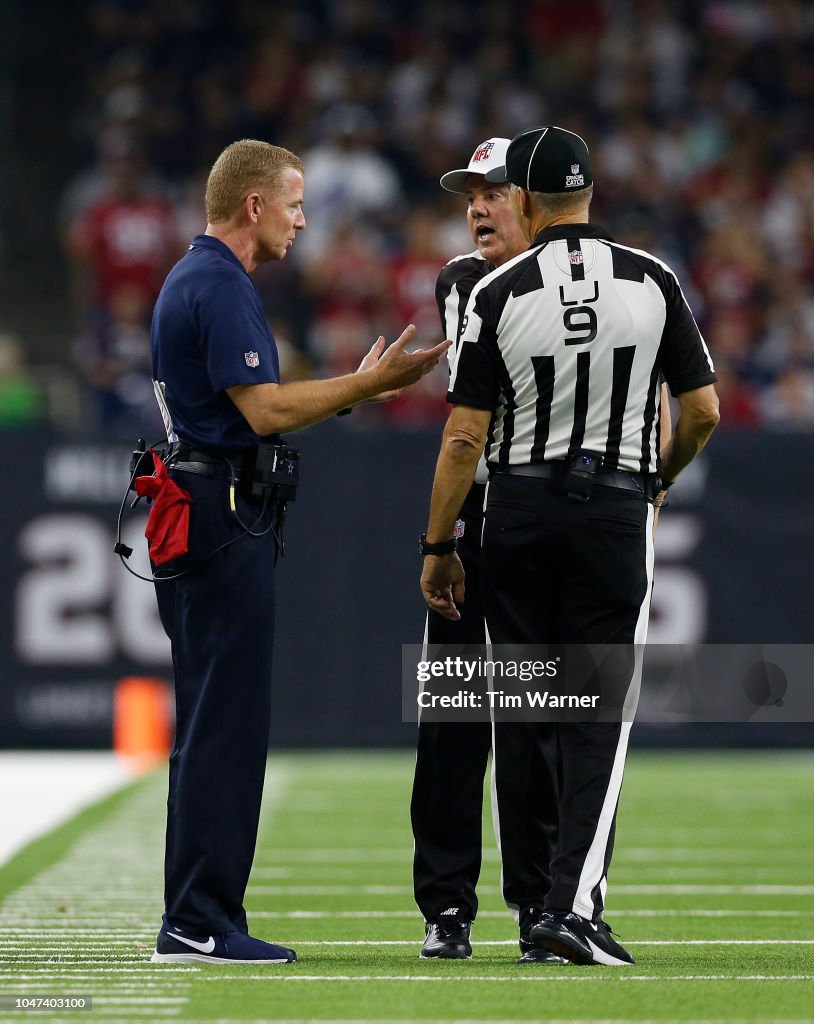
[115,448,277,584]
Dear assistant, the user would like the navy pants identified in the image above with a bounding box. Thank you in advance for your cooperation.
[154,470,278,935]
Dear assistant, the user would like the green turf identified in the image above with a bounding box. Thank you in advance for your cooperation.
[1,751,813,1023]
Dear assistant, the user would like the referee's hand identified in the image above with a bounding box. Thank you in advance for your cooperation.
[421,552,465,621]
[372,325,451,393]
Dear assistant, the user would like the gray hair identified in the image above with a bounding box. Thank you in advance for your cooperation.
[524,185,594,217]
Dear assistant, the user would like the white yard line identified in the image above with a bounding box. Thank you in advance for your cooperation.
[9,938,814,958]
[192,974,814,983]
[155,1019,814,1024]
[242,909,807,919]
[6,937,814,955]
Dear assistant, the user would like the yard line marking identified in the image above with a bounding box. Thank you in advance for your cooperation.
[244,909,809,919]
[90,997,188,1004]
[7,938,814,957]
[169,1020,814,1024]
[604,909,809,918]
[0,929,157,934]
[1,937,151,946]
[136,939,809,948]
[196,974,814,983]
[0,984,190,990]
[610,885,814,895]
[168,1020,814,1024]
[0,968,200,977]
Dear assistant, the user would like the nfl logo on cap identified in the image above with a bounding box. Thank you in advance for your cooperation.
[244,351,260,367]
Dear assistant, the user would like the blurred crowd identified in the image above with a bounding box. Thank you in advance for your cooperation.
[34,0,814,433]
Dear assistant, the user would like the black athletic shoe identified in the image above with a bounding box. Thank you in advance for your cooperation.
[420,912,472,959]
[530,911,635,966]
[517,906,568,965]
[151,922,296,964]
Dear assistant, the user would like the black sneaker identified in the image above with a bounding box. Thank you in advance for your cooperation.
[530,911,634,966]
[420,911,472,959]
[517,906,568,965]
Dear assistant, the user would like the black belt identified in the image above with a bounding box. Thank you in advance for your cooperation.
[167,445,251,482]
[490,462,661,499]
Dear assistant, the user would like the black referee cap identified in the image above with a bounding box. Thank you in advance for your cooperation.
[485,126,592,193]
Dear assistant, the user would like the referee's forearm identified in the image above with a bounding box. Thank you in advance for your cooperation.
[425,415,485,542]
[660,413,718,483]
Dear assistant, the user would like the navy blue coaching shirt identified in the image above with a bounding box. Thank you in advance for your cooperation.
[151,235,280,451]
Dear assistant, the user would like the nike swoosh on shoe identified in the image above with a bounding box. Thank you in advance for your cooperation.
[170,933,216,953]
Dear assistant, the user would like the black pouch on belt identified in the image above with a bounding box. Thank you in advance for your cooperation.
[250,442,301,503]
[565,449,603,502]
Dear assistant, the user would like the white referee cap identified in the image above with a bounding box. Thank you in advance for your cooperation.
[440,137,512,194]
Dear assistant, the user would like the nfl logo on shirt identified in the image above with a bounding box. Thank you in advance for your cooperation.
[244,351,260,368]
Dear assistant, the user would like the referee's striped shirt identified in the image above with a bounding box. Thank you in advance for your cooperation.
[436,249,492,486]
[436,249,489,358]
[448,223,717,475]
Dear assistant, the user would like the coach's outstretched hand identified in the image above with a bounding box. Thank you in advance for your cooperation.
[370,325,450,394]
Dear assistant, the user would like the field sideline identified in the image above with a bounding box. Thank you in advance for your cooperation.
[0,750,813,1023]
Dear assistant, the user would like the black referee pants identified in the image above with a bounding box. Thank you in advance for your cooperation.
[411,486,490,922]
[411,484,558,925]
[482,473,654,921]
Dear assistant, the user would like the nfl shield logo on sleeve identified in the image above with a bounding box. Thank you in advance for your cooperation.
[244,351,260,368]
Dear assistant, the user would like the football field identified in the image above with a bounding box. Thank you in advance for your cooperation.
[1,751,813,1023]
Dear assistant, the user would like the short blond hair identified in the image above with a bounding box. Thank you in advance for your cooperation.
[205,140,304,223]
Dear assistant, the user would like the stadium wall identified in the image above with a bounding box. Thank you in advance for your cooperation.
[0,423,811,749]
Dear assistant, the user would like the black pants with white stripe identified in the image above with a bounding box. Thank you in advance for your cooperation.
[411,485,491,922]
[411,484,559,924]
[482,473,653,921]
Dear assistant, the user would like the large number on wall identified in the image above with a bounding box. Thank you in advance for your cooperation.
[15,514,170,665]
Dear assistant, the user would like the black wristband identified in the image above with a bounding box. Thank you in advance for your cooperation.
[659,477,674,490]
[419,533,457,557]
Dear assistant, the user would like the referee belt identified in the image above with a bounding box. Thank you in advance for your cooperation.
[489,462,662,500]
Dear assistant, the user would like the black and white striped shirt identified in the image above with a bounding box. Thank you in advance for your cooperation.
[436,249,492,486]
[436,249,489,356]
[448,223,716,475]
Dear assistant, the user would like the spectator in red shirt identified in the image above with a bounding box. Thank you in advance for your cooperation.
[68,149,180,320]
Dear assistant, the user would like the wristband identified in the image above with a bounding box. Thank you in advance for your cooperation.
[419,533,457,557]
